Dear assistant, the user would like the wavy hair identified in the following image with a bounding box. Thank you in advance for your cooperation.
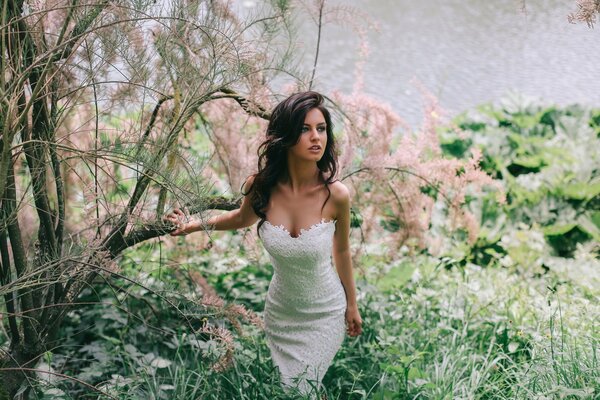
[241,91,338,234]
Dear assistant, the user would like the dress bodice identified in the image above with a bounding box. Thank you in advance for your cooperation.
[260,219,336,266]
[259,218,342,304]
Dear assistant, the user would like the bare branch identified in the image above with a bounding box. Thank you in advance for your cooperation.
[309,0,325,90]
[212,88,271,120]
[0,368,119,400]
[3,161,38,350]
[0,229,21,345]
[113,196,242,255]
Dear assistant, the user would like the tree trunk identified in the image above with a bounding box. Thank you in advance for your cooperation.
[0,343,44,399]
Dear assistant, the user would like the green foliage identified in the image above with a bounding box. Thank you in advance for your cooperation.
[27,260,278,399]
[30,245,599,399]
[441,100,600,259]
[207,263,273,312]
[329,255,597,399]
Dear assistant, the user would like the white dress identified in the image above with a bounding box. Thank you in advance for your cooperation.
[259,219,347,395]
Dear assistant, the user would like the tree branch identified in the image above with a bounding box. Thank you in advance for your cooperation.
[102,85,269,255]
[309,0,325,90]
[8,1,58,259]
[0,368,119,400]
[102,111,187,255]
[212,88,271,120]
[0,228,21,346]
[342,166,450,203]
[23,80,58,258]
[112,196,242,255]
[135,95,174,158]
[51,0,110,63]
[4,160,39,351]
[49,80,64,252]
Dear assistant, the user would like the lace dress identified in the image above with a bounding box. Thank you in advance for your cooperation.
[259,219,347,395]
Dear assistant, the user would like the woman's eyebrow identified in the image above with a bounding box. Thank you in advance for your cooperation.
[303,122,327,126]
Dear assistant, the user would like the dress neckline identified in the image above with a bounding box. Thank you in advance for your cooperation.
[263,218,336,239]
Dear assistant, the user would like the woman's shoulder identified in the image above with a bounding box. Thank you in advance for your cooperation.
[327,180,350,205]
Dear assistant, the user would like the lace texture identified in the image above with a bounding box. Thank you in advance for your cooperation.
[260,219,347,395]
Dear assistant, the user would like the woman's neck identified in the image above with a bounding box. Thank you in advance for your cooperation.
[284,159,321,194]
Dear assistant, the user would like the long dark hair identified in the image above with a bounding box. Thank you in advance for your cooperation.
[242,91,338,234]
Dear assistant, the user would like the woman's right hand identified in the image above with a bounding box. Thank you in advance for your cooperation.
[163,208,193,236]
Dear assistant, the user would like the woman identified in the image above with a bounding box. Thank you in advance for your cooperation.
[164,91,362,395]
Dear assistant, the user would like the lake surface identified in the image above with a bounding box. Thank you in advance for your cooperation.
[269,0,599,126]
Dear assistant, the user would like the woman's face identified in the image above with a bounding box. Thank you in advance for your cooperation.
[288,108,327,163]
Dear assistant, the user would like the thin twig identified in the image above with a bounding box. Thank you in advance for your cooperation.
[309,0,325,90]
[0,368,119,399]
[342,166,450,203]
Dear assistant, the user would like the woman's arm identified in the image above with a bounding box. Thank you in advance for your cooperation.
[164,175,259,236]
[331,182,362,337]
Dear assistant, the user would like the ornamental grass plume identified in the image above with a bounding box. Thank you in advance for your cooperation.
[226,303,265,330]
[332,87,504,256]
[196,96,271,260]
[200,96,271,193]
[568,0,600,27]
[201,324,235,372]
[189,269,264,333]
[187,268,262,371]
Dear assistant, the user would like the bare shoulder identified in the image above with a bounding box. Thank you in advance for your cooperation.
[328,180,350,206]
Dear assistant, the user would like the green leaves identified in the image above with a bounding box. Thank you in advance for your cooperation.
[444,101,600,259]
[556,181,600,202]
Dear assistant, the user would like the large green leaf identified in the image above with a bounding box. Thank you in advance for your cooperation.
[576,214,600,241]
[591,211,600,229]
[557,182,600,201]
[542,223,578,236]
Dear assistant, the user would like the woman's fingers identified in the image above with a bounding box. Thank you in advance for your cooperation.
[163,209,179,222]
[163,214,177,223]
[346,318,358,336]
[169,224,187,236]
[162,208,190,236]
[163,208,187,224]
[346,316,363,337]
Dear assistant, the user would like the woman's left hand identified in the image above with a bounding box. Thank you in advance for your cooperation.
[345,305,362,337]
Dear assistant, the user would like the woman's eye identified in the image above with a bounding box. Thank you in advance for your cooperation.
[318,127,326,132]
[301,126,309,133]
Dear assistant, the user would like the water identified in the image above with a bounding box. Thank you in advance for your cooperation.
[286,0,600,126]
